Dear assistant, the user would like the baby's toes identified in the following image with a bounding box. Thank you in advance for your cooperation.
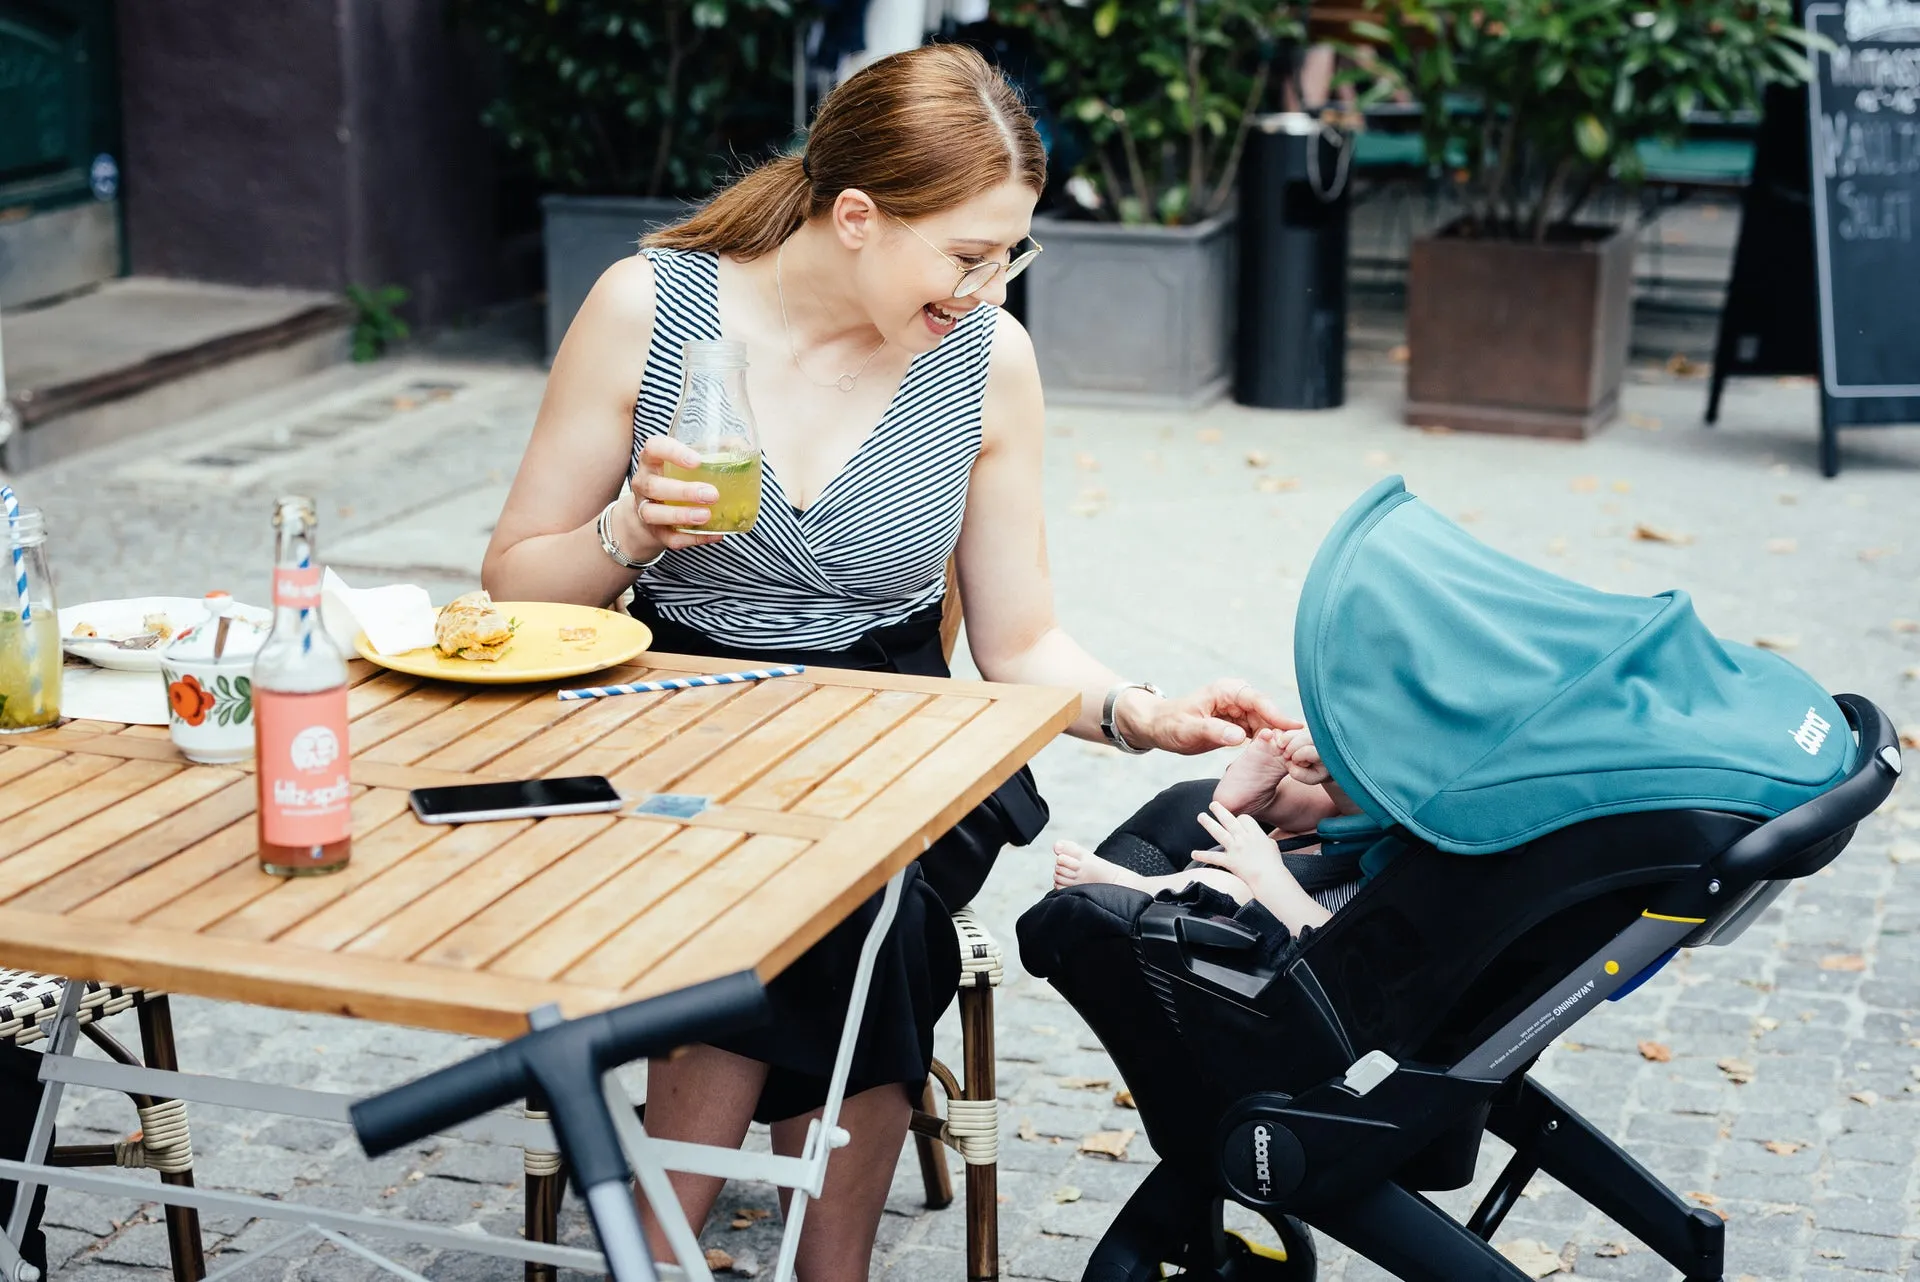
[1053,840,1086,886]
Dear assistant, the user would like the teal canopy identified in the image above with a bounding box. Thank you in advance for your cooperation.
[1295,478,1855,855]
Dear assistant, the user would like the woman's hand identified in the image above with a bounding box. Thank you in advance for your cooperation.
[616,436,729,556]
[1120,679,1301,756]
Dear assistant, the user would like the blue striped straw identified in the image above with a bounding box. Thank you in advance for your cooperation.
[557,665,805,701]
[0,485,41,715]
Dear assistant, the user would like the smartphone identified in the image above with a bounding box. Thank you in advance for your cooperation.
[409,776,625,825]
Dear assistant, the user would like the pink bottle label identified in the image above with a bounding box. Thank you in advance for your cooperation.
[256,688,352,847]
[273,566,324,610]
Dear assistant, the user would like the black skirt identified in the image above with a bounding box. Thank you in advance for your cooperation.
[629,596,1049,1123]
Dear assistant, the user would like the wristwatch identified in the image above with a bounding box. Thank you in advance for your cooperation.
[1101,682,1162,754]
[598,499,666,571]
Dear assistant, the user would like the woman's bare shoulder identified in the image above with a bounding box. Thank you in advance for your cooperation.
[986,306,1038,378]
[582,253,660,330]
[551,253,659,382]
[981,307,1044,450]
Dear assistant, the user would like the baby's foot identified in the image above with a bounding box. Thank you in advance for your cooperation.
[1214,728,1291,816]
[1054,840,1148,892]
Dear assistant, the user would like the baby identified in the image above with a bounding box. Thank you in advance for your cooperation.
[1053,728,1359,936]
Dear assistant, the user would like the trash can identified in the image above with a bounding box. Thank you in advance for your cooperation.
[1234,112,1352,410]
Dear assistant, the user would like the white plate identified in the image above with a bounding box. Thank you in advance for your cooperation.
[58,597,271,673]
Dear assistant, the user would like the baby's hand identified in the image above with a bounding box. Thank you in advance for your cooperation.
[1278,729,1331,786]
[1191,801,1282,883]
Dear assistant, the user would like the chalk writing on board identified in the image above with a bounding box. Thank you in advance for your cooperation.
[1808,1,1920,396]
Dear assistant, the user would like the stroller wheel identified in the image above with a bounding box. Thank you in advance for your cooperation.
[1217,1222,1316,1281]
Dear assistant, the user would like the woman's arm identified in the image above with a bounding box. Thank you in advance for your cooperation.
[481,257,722,607]
[956,312,1296,752]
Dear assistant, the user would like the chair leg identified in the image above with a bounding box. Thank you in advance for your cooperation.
[1313,1180,1531,1281]
[135,998,206,1282]
[958,976,998,1282]
[1487,1076,1724,1280]
[524,1105,563,1282]
[913,1078,955,1209]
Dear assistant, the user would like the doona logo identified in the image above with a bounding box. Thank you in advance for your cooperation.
[1252,1124,1272,1196]
[1790,708,1832,757]
[289,726,341,772]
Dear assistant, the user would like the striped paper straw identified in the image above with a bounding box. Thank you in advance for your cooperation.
[558,665,805,701]
[1,484,41,715]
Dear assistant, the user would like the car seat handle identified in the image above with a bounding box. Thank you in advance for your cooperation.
[1711,693,1899,886]
[1175,915,1262,951]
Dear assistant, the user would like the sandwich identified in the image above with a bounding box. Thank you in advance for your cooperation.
[435,591,515,661]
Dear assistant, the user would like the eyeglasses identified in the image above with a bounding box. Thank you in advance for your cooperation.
[897,218,1043,299]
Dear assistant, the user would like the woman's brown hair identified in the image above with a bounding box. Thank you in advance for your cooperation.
[645,44,1046,260]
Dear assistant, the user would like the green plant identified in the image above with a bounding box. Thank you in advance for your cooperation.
[1004,0,1304,226]
[1348,0,1822,240]
[454,0,806,198]
[346,285,411,362]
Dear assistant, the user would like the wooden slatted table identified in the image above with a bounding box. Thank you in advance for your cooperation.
[0,653,1076,1282]
[0,655,1076,1036]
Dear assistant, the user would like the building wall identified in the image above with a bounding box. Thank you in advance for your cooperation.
[117,0,500,326]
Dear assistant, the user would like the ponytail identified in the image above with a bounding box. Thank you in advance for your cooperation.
[644,153,817,260]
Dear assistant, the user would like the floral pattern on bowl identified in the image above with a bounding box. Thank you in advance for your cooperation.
[159,661,256,764]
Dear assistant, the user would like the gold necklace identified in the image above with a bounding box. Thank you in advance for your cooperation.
[775,243,887,393]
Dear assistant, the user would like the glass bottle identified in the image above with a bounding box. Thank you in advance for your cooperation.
[662,339,763,534]
[0,504,62,733]
[253,496,352,875]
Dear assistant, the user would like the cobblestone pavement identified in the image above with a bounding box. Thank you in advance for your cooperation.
[10,339,1920,1281]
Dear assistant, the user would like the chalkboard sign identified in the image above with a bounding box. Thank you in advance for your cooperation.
[1710,3,1920,474]
[1806,2,1920,395]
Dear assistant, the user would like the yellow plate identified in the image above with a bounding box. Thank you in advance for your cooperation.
[354,602,653,684]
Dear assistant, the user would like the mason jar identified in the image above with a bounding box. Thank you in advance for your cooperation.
[1,506,63,732]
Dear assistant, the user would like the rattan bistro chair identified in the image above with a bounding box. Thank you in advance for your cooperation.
[523,562,1010,1282]
[1,970,207,1280]
[902,564,1008,1280]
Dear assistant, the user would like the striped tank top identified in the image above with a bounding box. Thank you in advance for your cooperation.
[630,247,996,652]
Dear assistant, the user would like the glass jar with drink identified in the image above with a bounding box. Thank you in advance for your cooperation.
[663,339,763,534]
[253,496,353,876]
[0,491,61,734]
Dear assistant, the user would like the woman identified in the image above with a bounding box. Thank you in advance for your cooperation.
[482,44,1294,1280]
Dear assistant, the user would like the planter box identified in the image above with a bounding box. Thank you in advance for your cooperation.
[542,194,693,361]
[1404,221,1635,439]
[1023,211,1236,409]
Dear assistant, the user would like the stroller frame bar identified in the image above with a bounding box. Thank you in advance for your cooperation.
[1448,911,1701,1080]
[1478,1077,1724,1276]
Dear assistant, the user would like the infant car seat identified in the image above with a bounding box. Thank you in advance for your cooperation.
[1019,478,1903,1281]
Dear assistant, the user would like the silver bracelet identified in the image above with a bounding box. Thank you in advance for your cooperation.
[597,499,666,571]
[1101,682,1162,754]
